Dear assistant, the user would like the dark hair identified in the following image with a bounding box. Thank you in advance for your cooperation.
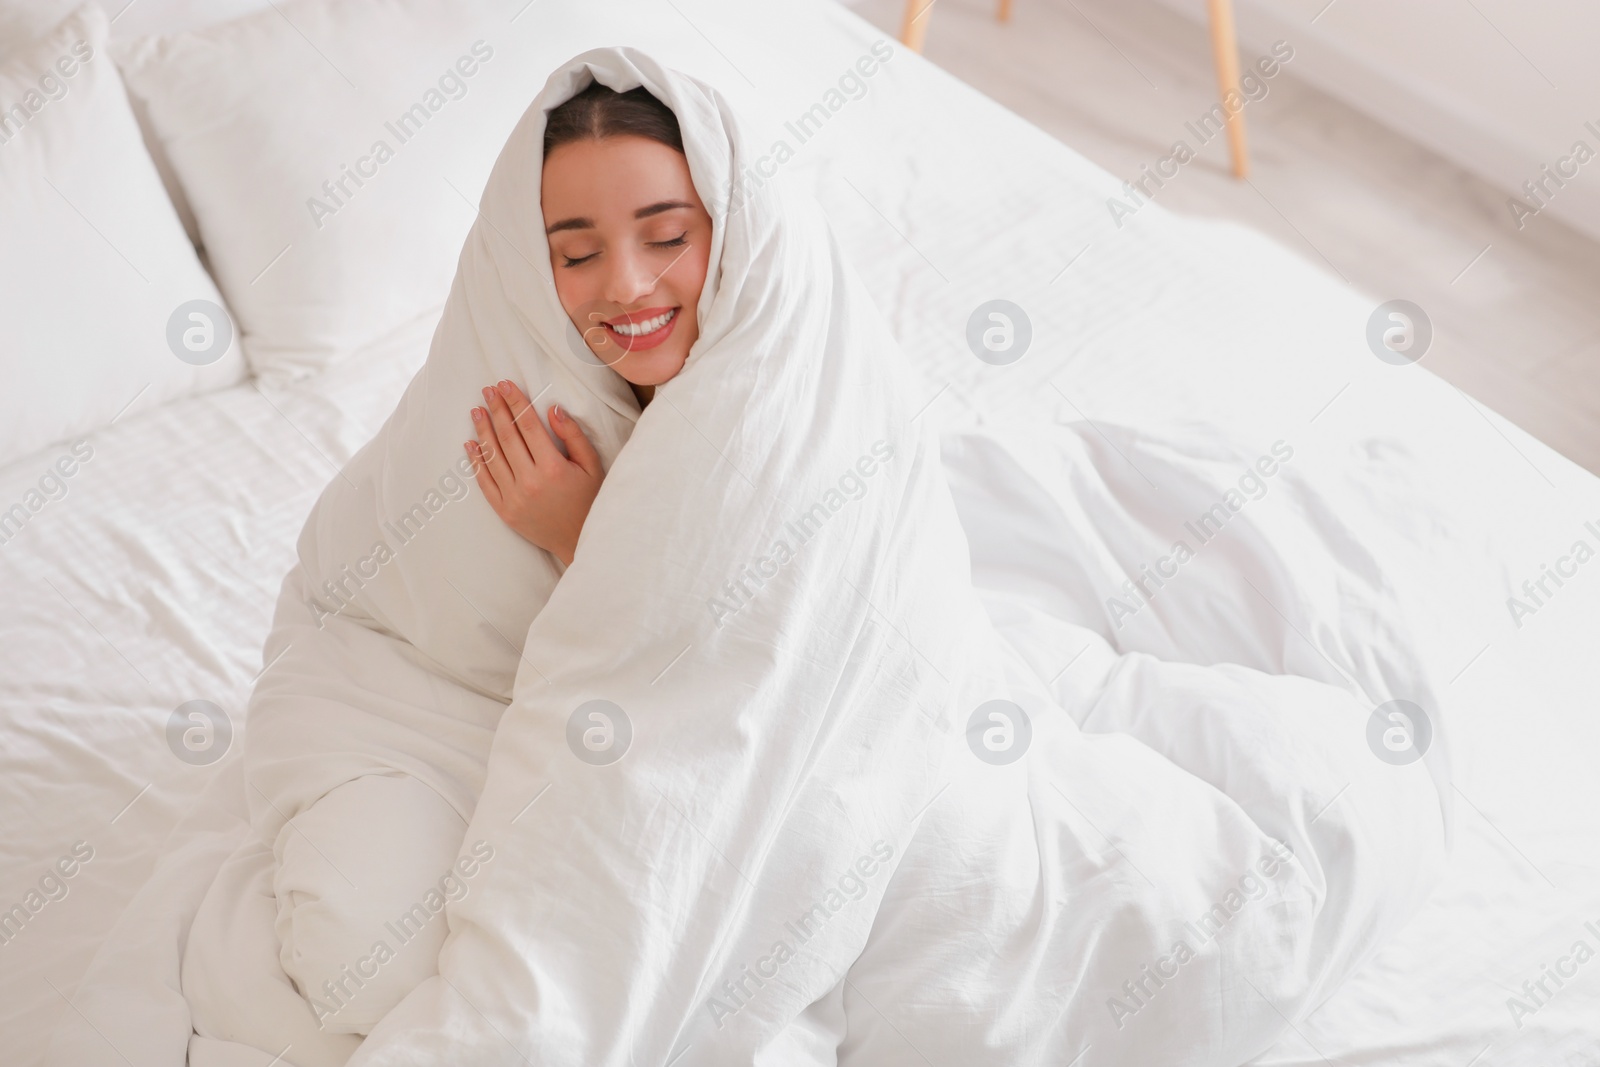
[543,82,683,157]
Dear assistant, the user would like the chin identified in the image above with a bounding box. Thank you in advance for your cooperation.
[622,349,689,388]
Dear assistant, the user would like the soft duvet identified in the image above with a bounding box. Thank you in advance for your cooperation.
[48,48,1452,1067]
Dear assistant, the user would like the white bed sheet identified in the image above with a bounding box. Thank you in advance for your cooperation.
[0,310,433,1065]
[4,1,1599,1064]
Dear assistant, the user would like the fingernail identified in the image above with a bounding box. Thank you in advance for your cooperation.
[471,408,483,421]
[497,381,513,396]
[551,404,563,421]
[482,387,494,402]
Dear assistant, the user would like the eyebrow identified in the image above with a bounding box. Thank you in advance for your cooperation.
[545,200,694,235]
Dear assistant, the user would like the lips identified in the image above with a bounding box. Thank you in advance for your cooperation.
[602,306,679,352]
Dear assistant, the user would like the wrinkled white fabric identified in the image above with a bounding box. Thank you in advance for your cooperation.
[47,46,1455,1067]
[337,45,993,1064]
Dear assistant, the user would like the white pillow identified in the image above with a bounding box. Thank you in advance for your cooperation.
[0,3,245,467]
[0,0,272,60]
[114,0,551,381]
[0,0,274,247]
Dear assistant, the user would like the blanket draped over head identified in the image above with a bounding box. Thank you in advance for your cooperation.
[48,46,1453,1067]
[249,45,998,1063]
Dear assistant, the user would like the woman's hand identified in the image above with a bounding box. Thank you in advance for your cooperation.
[465,380,603,566]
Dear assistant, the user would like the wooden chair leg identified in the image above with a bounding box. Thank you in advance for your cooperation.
[1206,0,1250,178]
[900,0,932,52]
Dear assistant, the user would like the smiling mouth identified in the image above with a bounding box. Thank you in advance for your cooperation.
[602,307,679,351]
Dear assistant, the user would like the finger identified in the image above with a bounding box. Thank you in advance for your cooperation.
[550,404,602,477]
[471,405,515,491]
[464,440,501,509]
[483,385,536,482]
[498,380,561,466]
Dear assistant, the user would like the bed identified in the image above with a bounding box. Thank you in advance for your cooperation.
[3,0,1598,1064]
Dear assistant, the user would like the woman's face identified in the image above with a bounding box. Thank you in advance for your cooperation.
[542,135,713,391]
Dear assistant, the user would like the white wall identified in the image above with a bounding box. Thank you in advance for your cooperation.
[1157,0,1600,243]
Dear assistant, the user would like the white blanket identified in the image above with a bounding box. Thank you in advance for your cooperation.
[332,46,993,1063]
[46,48,1454,1067]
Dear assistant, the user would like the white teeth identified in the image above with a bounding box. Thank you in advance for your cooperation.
[610,309,675,337]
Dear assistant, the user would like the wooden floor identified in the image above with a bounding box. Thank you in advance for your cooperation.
[852,0,1600,474]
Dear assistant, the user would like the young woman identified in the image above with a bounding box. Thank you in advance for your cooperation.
[463,84,711,565]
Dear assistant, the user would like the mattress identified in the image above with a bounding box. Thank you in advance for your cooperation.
[4,1,1599,1063]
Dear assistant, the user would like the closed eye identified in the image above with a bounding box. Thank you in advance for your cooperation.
[560,231,686,267]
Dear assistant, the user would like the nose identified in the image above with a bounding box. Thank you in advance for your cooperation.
[601,245,657,309]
